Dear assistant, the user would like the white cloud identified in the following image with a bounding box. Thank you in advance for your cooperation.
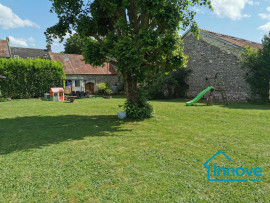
[259,13,270,20]
[51,31,77,48]
[211,0,252,20]
[0,3,40,29]
[8,36,36,47]
[28,37,35,43]
[52,42,61,47]
[193,7,205,14]
[258,22,270,32]
[247,1,260,6]
[258,7,270,32]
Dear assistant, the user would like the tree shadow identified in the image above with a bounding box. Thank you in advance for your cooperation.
[0,115,130,155]
[149,98,187,103]
[220,103,270,110]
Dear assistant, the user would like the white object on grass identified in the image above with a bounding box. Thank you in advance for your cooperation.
[117,111,126,119]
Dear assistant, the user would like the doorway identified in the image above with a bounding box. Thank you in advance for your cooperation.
[85,82,95,94]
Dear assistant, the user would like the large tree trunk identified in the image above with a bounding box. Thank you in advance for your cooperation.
[124,71,140,105]
[122,70,153,119]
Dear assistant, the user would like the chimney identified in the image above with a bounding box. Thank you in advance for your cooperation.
[6,37,10,45]
[46,44,52,52]
[6,37,12,58]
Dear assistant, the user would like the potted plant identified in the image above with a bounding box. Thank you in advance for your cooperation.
[98,83,107,95]
[98,83,113,99]
[103,88,112,99]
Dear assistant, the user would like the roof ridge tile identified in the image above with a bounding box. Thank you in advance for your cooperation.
[199,28,262,49]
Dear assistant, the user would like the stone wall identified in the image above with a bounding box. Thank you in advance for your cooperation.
[183,31,252,103]
[95,75,120,86]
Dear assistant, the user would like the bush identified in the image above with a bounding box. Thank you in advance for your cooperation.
[98,83,107,94]
[143,69,190,99]
[124,96,153,119]
[0,58,65,99]
[105,88,112,95]
[241,33,270,101]
[0,97,7,102]
[98,83,112,95]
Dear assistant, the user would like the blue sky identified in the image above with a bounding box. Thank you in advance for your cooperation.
[0,0,269,53]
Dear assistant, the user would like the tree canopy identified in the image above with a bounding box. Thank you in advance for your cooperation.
[64,34,84,54]
[46,0,212,118]
[241,33,270,101]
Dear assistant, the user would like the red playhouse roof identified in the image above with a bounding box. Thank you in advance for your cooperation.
[50,87,64,93]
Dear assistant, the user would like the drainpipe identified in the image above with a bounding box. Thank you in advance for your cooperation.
[107,63,109,84]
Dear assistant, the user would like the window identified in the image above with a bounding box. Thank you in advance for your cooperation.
[63,56,69,61]
[75,80,80,87]
[30,57,34,59]
[14,55,19,59]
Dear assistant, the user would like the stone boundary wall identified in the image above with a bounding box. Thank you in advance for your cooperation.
[183,31,251,103]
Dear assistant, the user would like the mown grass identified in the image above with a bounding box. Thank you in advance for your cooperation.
[0,97,269,202]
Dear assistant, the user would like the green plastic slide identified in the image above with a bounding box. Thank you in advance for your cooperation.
[186,86,214,106]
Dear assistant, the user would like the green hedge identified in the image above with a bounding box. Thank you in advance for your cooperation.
[0,58,65,98]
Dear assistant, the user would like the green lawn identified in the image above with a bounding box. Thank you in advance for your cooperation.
[0,97,269,202]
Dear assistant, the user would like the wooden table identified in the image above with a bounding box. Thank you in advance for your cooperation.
[67,96,77,103]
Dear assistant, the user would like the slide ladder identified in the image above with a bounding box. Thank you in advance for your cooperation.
[206,73,228,105]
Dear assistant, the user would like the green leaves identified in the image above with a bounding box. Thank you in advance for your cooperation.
[0,58,65,99]
[241,33,270,101]
[64,34,84,54]
[124,99,153,119]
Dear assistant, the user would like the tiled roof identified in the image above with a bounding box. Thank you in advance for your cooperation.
[200,29,262,49]
[10,47,50,59]
[0,39,11,58]
[49,53,117,75]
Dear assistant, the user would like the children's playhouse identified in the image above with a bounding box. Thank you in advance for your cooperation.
[50,88,65,101]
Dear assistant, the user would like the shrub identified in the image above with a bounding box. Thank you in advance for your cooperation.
[105,88,112,95]
[241,33,270,101]
[124,94,153,119]
[98,83,112,95]
[143,69,190,99]
[0,58,65,99]
[98,83,107,94]
[0,97,7,102]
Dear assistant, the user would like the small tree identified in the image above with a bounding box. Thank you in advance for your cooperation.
[64,34,84,55]
[46,0,212,118]
[241,33,270,101]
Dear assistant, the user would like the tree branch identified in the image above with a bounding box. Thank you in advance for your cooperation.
[93,34,102,43]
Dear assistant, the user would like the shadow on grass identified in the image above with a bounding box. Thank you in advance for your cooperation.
[0,115,129,155]
[220,103,270,110]
[148,98,186,103]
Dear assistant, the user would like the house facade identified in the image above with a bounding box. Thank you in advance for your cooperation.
[182,29,262,102]
[49,53,119,94]
[0,38,119,94]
